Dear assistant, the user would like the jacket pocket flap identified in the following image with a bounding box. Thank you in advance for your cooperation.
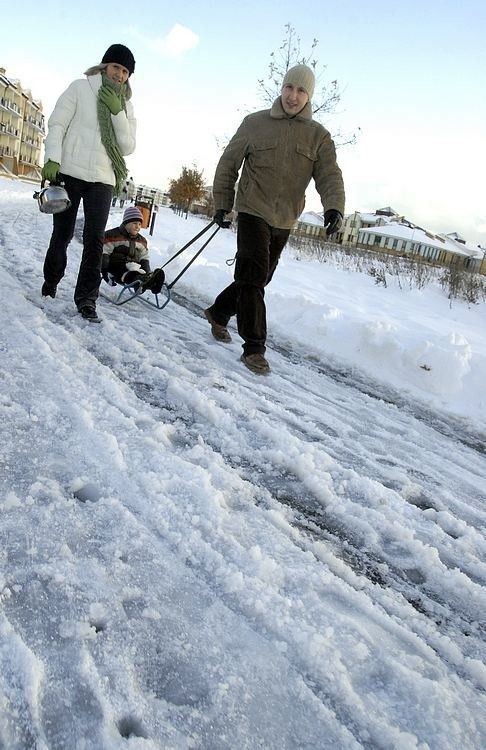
[296,143,317,161]
[252,141,277,152]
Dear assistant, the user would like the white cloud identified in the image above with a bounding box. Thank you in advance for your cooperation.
[127,23,199,58]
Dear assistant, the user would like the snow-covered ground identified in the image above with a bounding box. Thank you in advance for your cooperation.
[1,176,485,749]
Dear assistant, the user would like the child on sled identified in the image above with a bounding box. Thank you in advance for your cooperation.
[102,205,165,294]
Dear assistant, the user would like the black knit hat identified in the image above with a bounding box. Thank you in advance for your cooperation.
[101,44,135,75]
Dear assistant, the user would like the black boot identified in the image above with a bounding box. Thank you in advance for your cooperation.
[79,305,100,323]
[141,268,165,294]
[41,282,57,298]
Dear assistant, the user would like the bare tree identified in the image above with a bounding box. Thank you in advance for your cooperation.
[258,23,358,147]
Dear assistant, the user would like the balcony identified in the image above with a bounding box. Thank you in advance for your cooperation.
[0,123,19,137]
[0,99,22,117]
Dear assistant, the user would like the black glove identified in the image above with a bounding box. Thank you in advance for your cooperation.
[324,209,342,236]
[214,209,231,228]
[101,269,111,284]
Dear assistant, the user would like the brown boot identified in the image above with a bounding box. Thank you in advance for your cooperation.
[204,308,232,343]
[240,353,270,375]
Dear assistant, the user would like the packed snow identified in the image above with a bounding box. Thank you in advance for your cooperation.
[0,176,485,749]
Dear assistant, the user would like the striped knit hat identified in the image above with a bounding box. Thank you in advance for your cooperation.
[122,206,143,225]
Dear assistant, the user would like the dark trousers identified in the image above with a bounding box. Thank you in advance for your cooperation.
[209,213,290,355]
[107,259,145,286]
[43,174,113,308]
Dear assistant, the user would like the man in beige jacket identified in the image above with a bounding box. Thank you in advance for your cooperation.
[205,64,345,374]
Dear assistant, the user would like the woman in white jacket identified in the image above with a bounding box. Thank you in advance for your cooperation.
[41,44,137,321]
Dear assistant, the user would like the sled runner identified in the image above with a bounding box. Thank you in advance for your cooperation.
[101,219,220,312]
[102,276,171,310]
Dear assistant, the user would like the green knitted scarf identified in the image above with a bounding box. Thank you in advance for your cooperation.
[97,73,128,194]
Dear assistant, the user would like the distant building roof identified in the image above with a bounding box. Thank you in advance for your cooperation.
[359,223,483,259]
[298,211,324,226]
[358,212,392,225]
[375,206,399,216]
[445,231,466,243]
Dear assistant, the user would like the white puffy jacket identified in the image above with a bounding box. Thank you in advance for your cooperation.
[44,73,136,187]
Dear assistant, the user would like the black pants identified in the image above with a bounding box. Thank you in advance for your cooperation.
[209,213,290,355]
[43,174,113,308]
[107,259,145,286]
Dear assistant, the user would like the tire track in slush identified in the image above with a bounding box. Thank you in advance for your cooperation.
[77,295,486,663]
[18,241,486,678]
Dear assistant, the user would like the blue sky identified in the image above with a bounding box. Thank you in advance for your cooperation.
[3,0,485,245]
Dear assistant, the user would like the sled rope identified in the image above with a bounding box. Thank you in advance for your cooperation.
[163,221,220,290]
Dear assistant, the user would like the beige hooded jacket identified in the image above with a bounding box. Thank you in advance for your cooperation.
[213,97,345,229]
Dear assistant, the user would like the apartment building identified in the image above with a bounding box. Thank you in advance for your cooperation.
[338,206,401,245]
[294,205,399,244]
[357,221,485,275]
[0,66,45,181]
[294,211,328,240]
[297,206,486,274]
